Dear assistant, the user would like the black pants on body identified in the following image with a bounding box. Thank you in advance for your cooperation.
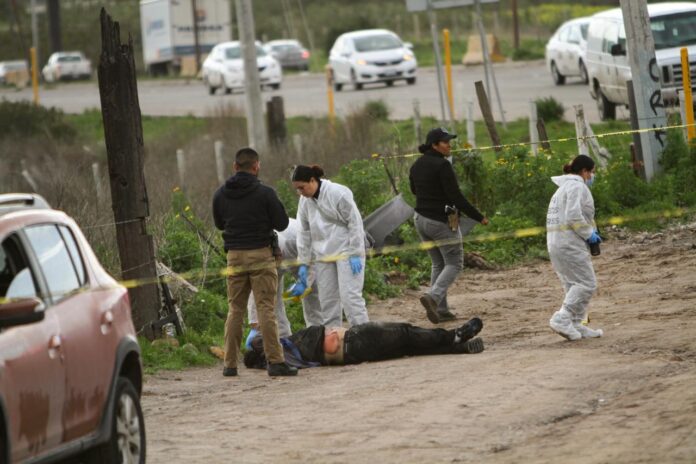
[343,322,455,364]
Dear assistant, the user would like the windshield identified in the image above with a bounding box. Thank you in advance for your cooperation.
[651,11,696,49]
[224,45,266,60]
[353,34,402,52]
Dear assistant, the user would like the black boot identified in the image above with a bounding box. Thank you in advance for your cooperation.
[454,317,483,343]
[268,362,298,377]
[452,337,485,354]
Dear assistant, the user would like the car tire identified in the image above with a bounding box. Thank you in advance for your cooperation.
[406,77,416,85]
[579,60,589,85]
[351,70,362,91]
[386,80,394,87]
[224,85,232,95]
[84,377,146,464]
[204,78,217,95]
[551,61,565,85]
[334,82,343,92]
[597,88,616,121]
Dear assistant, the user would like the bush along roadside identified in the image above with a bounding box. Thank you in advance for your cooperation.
[140,123,696,372]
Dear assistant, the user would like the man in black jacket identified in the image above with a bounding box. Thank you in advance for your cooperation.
[244,317,485,369]
[409,128,489,324]
[213,147,297,377]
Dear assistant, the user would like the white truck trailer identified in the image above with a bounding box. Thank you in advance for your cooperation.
[140,0,232,75]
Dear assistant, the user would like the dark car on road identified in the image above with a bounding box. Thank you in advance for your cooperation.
[0,194,145,463]
[264,39,311,71]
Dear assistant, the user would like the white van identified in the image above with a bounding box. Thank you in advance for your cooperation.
[585,2,696,120]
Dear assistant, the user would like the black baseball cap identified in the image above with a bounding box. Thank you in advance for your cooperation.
[425,127,457,145]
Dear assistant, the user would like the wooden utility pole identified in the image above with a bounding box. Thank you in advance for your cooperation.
[98,9,160,340]
[47,0,62,54]
[620,0,667,181]
[191,0,201,73]
[236,0,269,155]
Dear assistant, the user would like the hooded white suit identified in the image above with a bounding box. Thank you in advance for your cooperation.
[546,174,597,325]
[297,179,369,327]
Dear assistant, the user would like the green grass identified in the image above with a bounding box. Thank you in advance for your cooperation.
[66,110,209,145]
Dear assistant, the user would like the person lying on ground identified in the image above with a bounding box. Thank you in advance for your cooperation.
[243,318,485,370]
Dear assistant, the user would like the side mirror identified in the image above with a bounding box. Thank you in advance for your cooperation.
[0,297,45,329]
[404,42,414,50]
[610,43,626,56]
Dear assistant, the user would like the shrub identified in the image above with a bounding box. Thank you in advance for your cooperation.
[0,100,77,142]
[362,100,390,121]
[535,96,565,122]
[511,40,546,61]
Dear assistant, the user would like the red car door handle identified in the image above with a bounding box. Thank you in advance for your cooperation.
[48,335,62,360]
[101,310,114,334]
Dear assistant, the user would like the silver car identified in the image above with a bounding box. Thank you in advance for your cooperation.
[329,29,417,91]
[545,17,591,86]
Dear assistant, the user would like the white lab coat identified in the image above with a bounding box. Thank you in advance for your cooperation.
[296,180,369,327]
[546,174,597,322]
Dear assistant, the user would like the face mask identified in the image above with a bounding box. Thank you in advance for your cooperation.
[585,173,595,187]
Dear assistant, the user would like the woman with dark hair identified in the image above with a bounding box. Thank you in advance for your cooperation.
[290,164,369,327]
[547,154,603,340]
[409,127,488,324]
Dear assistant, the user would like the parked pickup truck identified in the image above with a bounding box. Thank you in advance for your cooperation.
[586,2,696,120]
[42,51,92,82]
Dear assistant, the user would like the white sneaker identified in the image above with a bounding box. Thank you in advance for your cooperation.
[549,311,582,341]
[574,323,603,338]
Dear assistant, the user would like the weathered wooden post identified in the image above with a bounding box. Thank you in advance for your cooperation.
[98,8,159,339]
[214,140,226,184]
[266,95,287,146]
[529,100,538,156]
[466,99,476,148]
[176,148,186,189]
[475,80,501,153]
[537,118,551,151]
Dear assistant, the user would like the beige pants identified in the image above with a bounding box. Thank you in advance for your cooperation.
[224,247,284,368]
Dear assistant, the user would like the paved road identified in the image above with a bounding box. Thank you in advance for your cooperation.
[0,60,627,123]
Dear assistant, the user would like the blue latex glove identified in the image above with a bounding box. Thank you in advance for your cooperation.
[298,264,309,285]
[587,230,602,245]
[245,328,259,350]
[289,281,307,297]
[349,256,363,275]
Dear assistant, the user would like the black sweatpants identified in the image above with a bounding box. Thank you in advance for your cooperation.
[343,322,455,364]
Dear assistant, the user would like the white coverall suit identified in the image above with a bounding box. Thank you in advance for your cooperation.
[247,218,323,336]
[297,179,370,327]
[546,174,598,331]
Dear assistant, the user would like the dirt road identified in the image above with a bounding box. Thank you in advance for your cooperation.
[142,223,696,463]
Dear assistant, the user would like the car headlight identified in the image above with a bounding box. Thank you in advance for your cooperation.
[356,58,367,66]
[404,53,414,61]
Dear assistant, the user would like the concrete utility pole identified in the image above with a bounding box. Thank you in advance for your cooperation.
[236,0,269,155]
[426,0,450,123]
[620,0,667,181]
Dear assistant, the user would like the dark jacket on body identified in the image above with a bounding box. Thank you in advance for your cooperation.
[409,149,484,224]
[212,171,289,250]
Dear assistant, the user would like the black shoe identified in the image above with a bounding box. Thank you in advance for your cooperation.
[455,317,483,343]
[437,310,457,321]
[420,293,440,323]
[222,367,238,377]
[268,362,298,377]
[460,337,484,354]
